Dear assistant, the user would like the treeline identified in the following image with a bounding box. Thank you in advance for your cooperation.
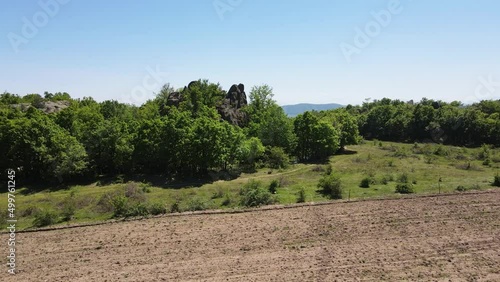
[1,82,499,184]
[343,98,500,146]
[0,81,359,183]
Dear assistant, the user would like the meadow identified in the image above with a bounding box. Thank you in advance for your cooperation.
[2,141,499,230]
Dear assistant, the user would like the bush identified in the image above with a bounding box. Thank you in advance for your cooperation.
[397,172,409,184]
[269,180,279,194]
[359,177,372,188]
[222,193,233,206]
[494,174,500,187]
[61,197,76,221]
[111,195,129,218]
[149,203,167,215]
[240,180,275,207]
[170,201,181,213]
[456,185,467,192]
[434,145,449,156]
[187,198,208,211]
[317,175,343,199]
[266,147,290,169]
[33,210,58,227]
[124,182,146,203]
[325,164,333,175]
[297,187,306,203]
[478,144,491,160]
[211,187,225,199]
[395,183,415,194]
[126,203,150,217]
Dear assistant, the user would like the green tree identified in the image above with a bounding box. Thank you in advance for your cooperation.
[294,112,340,161]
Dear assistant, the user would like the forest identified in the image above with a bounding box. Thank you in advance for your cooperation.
[1,79,500,184]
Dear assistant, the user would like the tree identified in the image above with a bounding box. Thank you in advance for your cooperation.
[1,108,87,181]
[239,137,265,169]
[326,109,360,150]
[294,111,340,161]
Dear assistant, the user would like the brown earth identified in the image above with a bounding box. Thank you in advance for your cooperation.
[3,190,500,282]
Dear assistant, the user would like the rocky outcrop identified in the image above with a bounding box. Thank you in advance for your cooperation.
[166,91,183,107]
[217,83,248,126]
[11,100,70,114]
[166,81,249,126]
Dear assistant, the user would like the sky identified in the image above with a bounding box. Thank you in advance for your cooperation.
[1,0,500,106]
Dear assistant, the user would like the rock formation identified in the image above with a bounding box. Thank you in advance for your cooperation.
[166,81,249,126]
[217,83,248,126]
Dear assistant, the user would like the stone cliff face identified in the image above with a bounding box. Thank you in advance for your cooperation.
[167,81,248,126]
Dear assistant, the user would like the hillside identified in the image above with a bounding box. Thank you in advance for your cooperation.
[282,103,343,116]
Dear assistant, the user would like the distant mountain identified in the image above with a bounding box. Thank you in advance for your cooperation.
[281,103,344,117]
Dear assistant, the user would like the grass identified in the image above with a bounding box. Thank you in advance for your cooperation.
[2,141,499,230]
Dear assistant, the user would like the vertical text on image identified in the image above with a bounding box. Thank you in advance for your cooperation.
[6,169,17,275]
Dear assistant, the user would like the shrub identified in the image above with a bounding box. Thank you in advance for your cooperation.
[317,175,343,199]
[456,185,467,192]
[33,209,58,227]
[269,180,279,194]
[124,182,146,203]
[96,190,122,213]
[494,174,500,187]
[126,203,150,217]
[325,164,333,175]
[359,177,372,188]
[211,187,225,199]
[222,193,233,206]
[149,203,167,215]
[397,172,409,184]
[395,183,415,194]
[240,180,275,207]
[61,196,76,221]
[187,198,208,211]
[111,195,129,218]
[478,144,491,160]
[297,187,306,203]
[170,201,181,213]
[434,145,449,156]
[265,147,290,169]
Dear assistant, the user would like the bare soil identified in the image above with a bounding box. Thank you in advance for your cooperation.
[3,190,500,281]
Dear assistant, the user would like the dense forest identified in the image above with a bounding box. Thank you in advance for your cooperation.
[1,79,499,183]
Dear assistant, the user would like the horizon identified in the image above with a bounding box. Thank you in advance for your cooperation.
[2,0,500,106]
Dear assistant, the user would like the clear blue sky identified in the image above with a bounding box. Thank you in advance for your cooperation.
[1,0,500,105]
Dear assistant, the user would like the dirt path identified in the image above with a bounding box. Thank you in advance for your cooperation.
[3,190,500,281]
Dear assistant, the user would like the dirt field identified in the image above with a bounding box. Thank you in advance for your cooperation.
[3,190,500,282]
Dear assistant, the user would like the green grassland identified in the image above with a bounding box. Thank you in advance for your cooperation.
[2,141,500,230]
